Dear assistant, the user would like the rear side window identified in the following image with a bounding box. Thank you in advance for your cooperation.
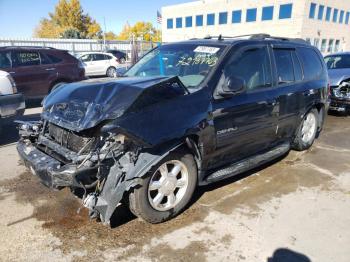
[297,48,323,80]
[47,54,63,64]
[274,49,294,83]
[92,54,106,61]
[104,54,113,60]
[0,52,11,68]
[12,51,40,67]
[291,52,303,81]
[225,46,272,91]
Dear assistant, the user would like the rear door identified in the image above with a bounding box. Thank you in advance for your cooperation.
[210,45,279,168]
[271,46,304,139]
[10,50,50,98]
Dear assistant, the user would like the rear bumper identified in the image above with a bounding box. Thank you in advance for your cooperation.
[0,93,25,124]
[329,97,350,112]
[17,140,82,189]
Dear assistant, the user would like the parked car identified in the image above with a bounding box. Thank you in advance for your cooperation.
[106,50,127,64]
[79,52,120,77]
[0,70,25,129]
[16,34,328,226]
[324,52,350,114]
[0,46,85,100]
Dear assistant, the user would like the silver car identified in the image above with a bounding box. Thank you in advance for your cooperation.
[324,52,350,113]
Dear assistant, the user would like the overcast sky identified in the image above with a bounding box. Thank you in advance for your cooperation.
[0,0,193,38]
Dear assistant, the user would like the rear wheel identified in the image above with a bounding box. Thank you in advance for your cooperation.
[128,151,197,223]
[119,57,126,64]
[292,109,318,151]
[106,67,117,78]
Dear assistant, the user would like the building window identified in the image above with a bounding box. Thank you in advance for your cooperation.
[313,38,320,48]
[339,10,344,23]
[196,15,203,26]
[207,13,215,25]
[232,10,242,23]
[328,39,334,53]
[219,12,228,24]
[262,6,274,21]
[318,5,324,20]
[346,12,350,24]
[321,39,327,52]
[167,19,173,29]
[279,4,293,19]
[176,17,182,28]
[309,3,317,18]
[246,8,257,22]
[185,16,192,27]
[335,40,340,52]
[326,7,332,21]
[333,9,338,22]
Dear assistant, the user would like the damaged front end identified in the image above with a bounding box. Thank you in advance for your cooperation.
[329,80,350,113]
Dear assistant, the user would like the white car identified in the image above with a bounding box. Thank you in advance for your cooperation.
[79,52,120,77]
[0,70,25,128]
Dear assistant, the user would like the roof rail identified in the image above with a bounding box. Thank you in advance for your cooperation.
[200,34,309,44]
[0,46,57,50]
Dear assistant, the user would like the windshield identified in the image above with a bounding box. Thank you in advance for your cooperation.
[324,55,350,69]
[125,44,225,91]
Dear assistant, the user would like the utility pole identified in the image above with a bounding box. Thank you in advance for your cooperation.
[103,17,107,51]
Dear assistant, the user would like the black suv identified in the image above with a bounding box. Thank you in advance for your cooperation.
[16,35,329,225]
[0,46,85,100]
[106,49,127,63]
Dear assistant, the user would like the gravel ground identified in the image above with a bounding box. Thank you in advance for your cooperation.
[0,108,349,262]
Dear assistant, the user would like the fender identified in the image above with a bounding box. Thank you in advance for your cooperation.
[94,141,184,223]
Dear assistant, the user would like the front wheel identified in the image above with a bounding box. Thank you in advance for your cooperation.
[128,150,197,223]
[292,109,318,151]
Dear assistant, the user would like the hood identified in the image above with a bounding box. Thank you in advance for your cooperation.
[328,68,350,86]
[42,76,186,132]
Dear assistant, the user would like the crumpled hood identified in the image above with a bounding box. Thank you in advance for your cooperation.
[328,68,350,86]
[42,76,185,132]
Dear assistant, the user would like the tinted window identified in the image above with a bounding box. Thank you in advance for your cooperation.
[339,10,344,23]
[0,52,11,68]
[196,15,203,26]
[219,12,227,24]
[333,9,338,22]
[246,8,257,22]
[13,51,40,67]
[274,49,295,83]
[92,54,106,61]
[292,52,303,81]
[207,13,215,25]
[185,16,192,27]
[176,17,182,28]
[81,54,92,62]
[318,5,324,20]
[326,7,332,21]
[324,55,350,69]
[225,47,272,91]
[232,10,242,23]
[262,6,274,21]
[309,3,316,18]
[297,48,323,80]
[104,54,113,60]
[279,4,293,19]
[167,19,173,29]
[41,53,63,64]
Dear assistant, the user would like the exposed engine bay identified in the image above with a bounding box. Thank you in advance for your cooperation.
[332,80,350,99]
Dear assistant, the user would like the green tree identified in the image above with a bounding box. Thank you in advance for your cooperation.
[34,0,102,39]
[117,21,161,42]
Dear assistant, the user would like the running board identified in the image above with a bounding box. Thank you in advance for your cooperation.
[204,142,290,184]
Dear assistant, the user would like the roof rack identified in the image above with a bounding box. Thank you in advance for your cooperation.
[0,46,57,50]
[201,34,309,44]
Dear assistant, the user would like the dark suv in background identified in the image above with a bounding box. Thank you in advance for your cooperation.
[106,49,127,63]
[17,35,329,225]
[0,46,85,100]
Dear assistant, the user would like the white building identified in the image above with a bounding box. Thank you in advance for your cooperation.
[161,0,350,54]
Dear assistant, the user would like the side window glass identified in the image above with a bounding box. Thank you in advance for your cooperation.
[291,51,303,81]
[81,54,91,62]
[13,51,40,67]
[93,54,105,61]
[40,53,52,65]
[0,52,11,68]
[47,54,63,63]
[104,54,112,60]
[273,49,294,84]
[225,47,272,91]
[297,48,323,80]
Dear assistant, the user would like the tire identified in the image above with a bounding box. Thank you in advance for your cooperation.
[106,67,117,78]
[128,150,197,223]
[119,57,126,64]
[292,108,318,151]
[50,82,66,93]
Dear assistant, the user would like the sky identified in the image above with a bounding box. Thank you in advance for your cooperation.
[0,0,193,38]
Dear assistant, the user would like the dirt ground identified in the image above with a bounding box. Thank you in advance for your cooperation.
[0,108,349,262]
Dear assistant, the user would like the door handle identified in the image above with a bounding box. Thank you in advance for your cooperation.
[45,68,56,71]
[9,71,15,74]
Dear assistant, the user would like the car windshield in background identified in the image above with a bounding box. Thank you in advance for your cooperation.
[324,55,350,69]
[125,44,225,90]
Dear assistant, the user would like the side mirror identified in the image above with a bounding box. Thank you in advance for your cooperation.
[219,76,245,97]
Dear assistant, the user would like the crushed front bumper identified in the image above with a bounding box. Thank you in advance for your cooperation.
[329,97,350,113]
[17,140,82,189]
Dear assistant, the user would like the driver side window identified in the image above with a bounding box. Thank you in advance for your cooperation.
[225,46,272,91]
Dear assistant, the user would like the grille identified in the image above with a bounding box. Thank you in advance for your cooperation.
[47,123,94,153]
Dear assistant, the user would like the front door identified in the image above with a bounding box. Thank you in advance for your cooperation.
[209,45,279,169]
